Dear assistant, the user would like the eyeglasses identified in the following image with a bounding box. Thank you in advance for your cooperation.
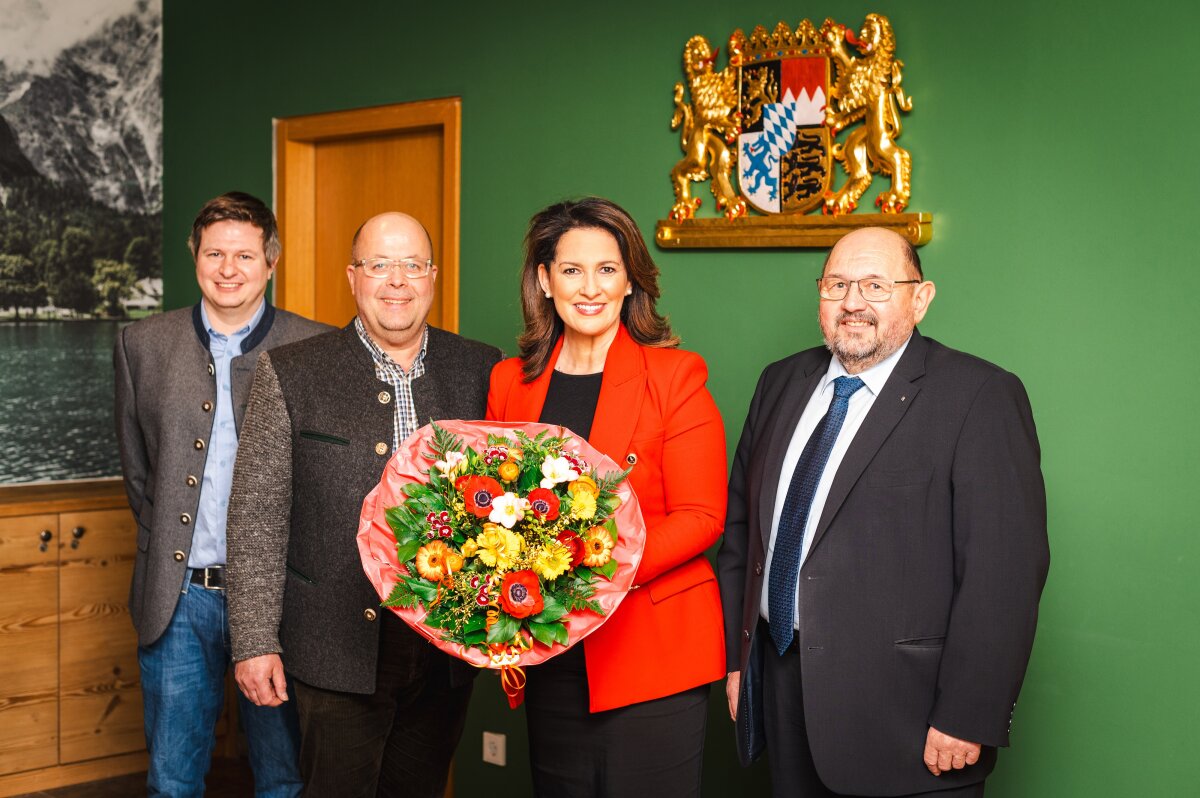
[817,277,920,302]
[352,258,434,280]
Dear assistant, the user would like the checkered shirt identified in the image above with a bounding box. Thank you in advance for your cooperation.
[354,317,428,452]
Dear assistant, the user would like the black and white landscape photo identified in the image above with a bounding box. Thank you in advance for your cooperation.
[0,0,162,482]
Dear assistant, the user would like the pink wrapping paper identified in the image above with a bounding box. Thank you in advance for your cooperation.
[357,420,646,668]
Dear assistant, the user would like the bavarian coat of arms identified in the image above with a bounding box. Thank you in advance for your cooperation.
[659,14,930,248]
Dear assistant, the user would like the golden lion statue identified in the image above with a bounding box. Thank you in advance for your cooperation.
[668,35,747,221]
[822,14,913,215]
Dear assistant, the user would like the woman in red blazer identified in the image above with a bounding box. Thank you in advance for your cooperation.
[487,197,726,797]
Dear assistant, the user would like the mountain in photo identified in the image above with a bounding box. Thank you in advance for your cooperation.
[0,0,161,214]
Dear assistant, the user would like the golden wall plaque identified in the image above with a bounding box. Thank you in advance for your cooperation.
[657,13,932,248]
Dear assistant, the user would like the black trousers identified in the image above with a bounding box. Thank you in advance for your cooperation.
[292,612,471,798]
[763,624,984,798]
[524,645,709,798]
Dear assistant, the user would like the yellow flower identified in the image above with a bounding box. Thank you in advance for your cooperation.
[531,541,572,581]
[415,541,458,581]
[497,461,520,482]
[570,490,596,520]
[461,539,479,558]
[581,525,614,567]
[475,523,523,569]
[568,474,599,498]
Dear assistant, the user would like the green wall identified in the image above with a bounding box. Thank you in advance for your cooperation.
[164,1,1198,794]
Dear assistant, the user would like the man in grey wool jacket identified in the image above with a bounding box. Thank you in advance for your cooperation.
[226,211,503,797]
[115,192,328,797]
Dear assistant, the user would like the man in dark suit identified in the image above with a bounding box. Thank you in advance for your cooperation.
[225,212,502,797]
[717,227,1049,797]
[114,192,328,796]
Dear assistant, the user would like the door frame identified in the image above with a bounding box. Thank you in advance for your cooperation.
[272,97,461,332]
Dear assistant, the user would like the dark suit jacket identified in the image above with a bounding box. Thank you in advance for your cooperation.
[225,322,502,694]
[716,330,1049,795]
[487,325,727,711]
[114,303,330,646]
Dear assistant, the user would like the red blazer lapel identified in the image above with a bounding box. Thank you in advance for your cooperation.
[587,326,646,462]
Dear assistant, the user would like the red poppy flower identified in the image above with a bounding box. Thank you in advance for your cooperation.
[527,488,561,521]
[458,475,504,517]
[555,531,586,567]
[499,570,544,619]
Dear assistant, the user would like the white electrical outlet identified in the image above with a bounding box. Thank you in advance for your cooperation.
[482,731,506,766]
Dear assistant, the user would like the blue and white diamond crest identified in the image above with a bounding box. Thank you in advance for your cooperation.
[739,101,802,213]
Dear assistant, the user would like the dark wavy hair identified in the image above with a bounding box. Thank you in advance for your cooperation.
[517,197,678,381]
[187,191,281,264]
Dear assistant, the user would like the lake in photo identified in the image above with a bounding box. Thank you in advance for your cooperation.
[0,320,129,483]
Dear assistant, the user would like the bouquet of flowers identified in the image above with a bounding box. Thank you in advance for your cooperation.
[357,420,645,706]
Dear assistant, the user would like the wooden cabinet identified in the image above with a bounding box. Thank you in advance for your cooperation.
[0,514,59,776]
[0,480,147,796]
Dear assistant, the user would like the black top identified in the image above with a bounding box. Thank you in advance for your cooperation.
[538,370,603,441]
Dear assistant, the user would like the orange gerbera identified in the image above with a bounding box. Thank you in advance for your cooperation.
[497,461,520,482]
[415,540,462,581]
[581,525,614,567]
[568,474,599,498]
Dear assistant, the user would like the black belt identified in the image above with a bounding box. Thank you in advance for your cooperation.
[190,566,226,590]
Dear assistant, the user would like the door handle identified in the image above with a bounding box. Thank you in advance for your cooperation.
[39,529,52,552]
[70,526,86,549]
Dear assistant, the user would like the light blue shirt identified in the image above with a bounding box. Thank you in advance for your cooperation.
[190,300,265,568]
[760,335,912,629]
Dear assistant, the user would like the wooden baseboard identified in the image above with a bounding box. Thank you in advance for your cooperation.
[0,751,148,797]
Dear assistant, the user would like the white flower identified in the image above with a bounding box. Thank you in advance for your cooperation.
[434,451,467,476]
[488,492,529,529]
[539,454,580,489]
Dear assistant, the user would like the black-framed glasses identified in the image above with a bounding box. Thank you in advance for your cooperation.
[353,258,434,279]
[817,277,920,302]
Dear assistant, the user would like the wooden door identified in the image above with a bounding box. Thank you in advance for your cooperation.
[0,515,59,776]
[57,509,143,764]
[274,98,461,331]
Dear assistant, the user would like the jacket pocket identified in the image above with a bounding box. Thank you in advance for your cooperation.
[286,562,316,584]
[648,560,716,604]
[299,431,350,446]
[894,635,945,648]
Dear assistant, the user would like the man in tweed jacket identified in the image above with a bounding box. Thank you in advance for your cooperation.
[226,212,502,797]
[115,192,327,797]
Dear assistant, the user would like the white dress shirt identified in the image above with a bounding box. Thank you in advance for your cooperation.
[760,336,912,629]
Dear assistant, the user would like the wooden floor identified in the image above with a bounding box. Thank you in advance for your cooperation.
[13,757,254,798]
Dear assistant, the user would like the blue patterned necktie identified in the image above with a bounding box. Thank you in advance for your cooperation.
[768,375,866,655]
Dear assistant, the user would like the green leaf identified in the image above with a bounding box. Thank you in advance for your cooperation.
[605,517,618,544]
[403,482,435,499]
[552,622,570,646]
[486,612,520,644]
[394,539,422,564]
[573,566,594,581]
[595,559,618,580]
[530,594,567,624]
[381,582,416,608]
[464,614,487,634]
[528,621,557,647]
[385,506,415,536]
[464,628,487,645]
[402,576,439,602]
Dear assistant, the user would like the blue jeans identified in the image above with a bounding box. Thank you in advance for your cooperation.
[138,573,302,798]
